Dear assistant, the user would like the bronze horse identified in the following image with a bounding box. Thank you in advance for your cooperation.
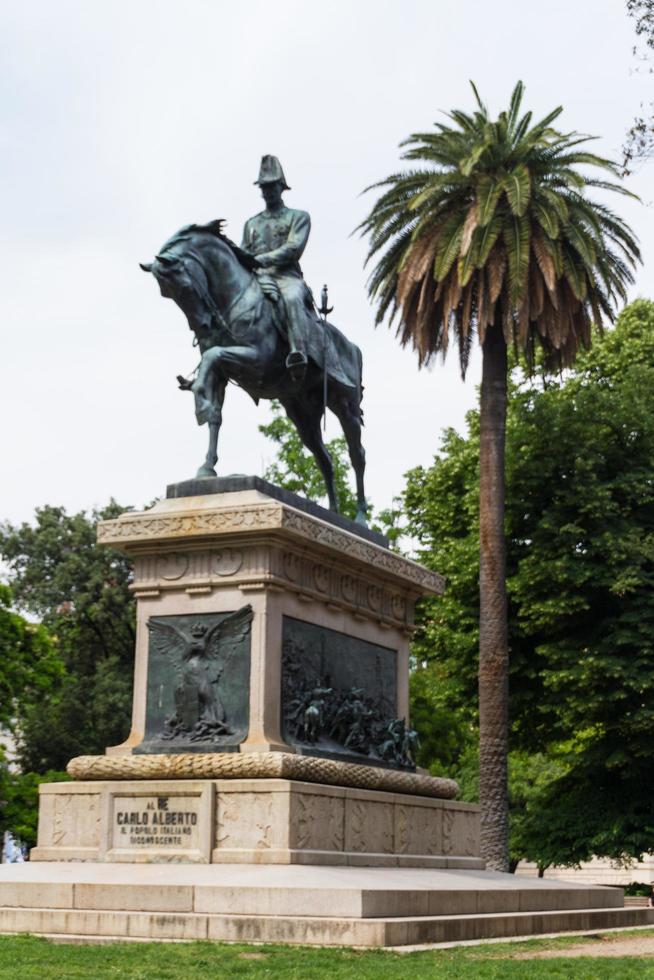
[141,222,368,524]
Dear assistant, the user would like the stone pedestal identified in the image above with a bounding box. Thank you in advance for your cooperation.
[0,861,645,946]
[97,477,445,763]
[34,478,478,868]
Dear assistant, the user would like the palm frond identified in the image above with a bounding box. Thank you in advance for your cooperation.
[469,80,488,115]
[433,214,465,280]
[477,176,504,225]
[459,202,480,255]
[507,81,525,134]
[476,215,503,268]
[357,81,640,375]
[503,213,530,304]
[504,164,531,216]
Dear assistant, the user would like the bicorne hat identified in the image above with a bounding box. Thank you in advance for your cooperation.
[254,155,290,190]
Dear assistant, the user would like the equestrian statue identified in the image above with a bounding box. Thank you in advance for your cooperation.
[140,155,368,525]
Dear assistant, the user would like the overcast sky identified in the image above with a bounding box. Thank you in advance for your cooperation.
[1,0,652,526]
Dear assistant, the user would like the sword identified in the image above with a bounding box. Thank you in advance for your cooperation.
[318,284,333,431]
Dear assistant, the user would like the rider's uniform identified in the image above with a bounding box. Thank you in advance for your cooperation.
[240,205,312,363]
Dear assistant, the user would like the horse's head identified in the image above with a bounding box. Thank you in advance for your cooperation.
[140,224,253,347]
[139,253,186,300]
[140,225,239,343]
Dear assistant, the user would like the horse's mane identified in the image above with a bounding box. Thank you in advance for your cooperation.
[161,219,257,274]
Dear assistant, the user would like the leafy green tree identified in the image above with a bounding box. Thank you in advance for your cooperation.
[260,403,359,519]
[409,666,476,777]
[259,402,404,543]
[507,751,567,875]
[358,81,640,869]
[403,300,654,865]
[623,0,654,171]
[0,757,69,849]
[0,502,135,770]
[0,586,63,734]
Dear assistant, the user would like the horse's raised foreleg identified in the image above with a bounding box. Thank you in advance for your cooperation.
[192,348,223,425]
[282,397,338,512]
[191,355,226,478]
[333,391,368,526]
[190,344,261,478]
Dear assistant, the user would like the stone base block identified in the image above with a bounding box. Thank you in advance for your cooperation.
[32,777,481,867]
[0,862,649,948]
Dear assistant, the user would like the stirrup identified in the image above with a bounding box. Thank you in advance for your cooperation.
[286,350,308,383]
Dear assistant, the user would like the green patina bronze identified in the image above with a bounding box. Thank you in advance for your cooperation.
[281,617,418,769]
[243,155,312,379]
[140,155,370,524]
[134,607,252,755]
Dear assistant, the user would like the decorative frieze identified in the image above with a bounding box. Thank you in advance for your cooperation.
[128,541,418,630]
[97,504,279,543]
[98,499,445,596]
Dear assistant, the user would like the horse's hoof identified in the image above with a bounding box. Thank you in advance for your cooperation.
[196,465,217,478]
[355,508,369,528]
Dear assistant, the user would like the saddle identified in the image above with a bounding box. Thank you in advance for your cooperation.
[203,228,360,391]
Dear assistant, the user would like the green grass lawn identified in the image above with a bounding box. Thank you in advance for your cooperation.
[2,932,654,979]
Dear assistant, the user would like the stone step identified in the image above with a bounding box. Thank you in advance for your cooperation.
[0,876,623,919]
[0,904,652,947]
[380,907,654,947]
[0,863,643,947]
[624,895,651,907]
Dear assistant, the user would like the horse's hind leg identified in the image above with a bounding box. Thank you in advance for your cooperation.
[282,397,338,512]
[333,389,368,526]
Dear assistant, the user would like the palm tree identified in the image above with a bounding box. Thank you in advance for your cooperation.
[358,82,640,871]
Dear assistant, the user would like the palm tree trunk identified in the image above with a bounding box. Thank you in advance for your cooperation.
[478,315,509,872]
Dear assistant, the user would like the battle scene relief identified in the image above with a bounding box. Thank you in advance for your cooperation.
[281,617,418,769]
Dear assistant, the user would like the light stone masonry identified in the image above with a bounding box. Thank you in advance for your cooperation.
[0,862,649,947]
[32,778,481,868]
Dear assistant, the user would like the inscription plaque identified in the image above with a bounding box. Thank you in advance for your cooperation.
[111,794,201,851]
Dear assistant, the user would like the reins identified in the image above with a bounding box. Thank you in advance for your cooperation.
[182,247,256,343]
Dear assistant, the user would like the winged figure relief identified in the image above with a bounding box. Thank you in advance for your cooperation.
[147,605,253,742]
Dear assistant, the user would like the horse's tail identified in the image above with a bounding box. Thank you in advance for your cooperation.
[356,345,365,425]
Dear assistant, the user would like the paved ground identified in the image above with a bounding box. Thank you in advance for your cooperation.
[512,933,654,959]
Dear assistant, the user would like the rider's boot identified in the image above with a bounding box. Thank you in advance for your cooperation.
[283,300,309,383]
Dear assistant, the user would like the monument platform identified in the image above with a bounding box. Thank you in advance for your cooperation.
[19,480,644,947]
[0,863,651,946]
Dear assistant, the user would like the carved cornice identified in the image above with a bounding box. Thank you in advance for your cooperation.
[98,502,444,596]
[279,509,443,593]
[97,504,280,543]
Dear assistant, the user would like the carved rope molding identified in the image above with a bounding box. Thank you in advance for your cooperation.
[67,752,460,800]
[97,503,445,595]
